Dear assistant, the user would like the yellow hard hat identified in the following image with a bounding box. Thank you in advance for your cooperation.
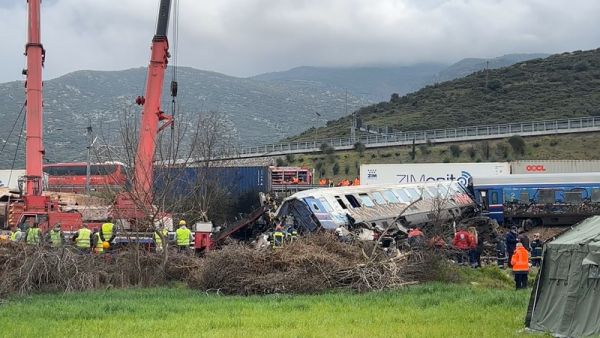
[102,241,110,249]
[179,220,186,226]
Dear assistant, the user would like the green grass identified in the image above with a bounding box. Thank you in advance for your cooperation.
[0,283,529,337]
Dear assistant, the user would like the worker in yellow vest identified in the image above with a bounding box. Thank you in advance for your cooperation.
[47,223,65,248]
[25,223,42,246]
[10,227,24,243]
[100,218,116,248]
[175,220,192,252]
[93,230,104,254]
[72,224,92,252]
[154,225,169,252]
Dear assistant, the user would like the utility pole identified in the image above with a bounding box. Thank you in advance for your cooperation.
[485,60,490,89]
[347,90,357,142]
[85,123,93,194]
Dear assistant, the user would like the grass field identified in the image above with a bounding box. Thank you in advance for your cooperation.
[0,282,530,338]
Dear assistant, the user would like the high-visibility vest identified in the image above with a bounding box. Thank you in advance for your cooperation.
[154,228,168,250]
[26,228,41,245]
[94,232,104,254]
[76,228,92,248]
[101,223,115,241]
[273,231,284,248]
[10,230,21,242]
[176,226,191,246]
[50,230,63,247]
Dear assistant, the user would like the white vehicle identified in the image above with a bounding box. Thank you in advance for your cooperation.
[360,163,510,186]
[276,180,475,234]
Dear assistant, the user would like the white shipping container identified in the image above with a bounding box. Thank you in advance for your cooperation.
[360,162,510,186]
[510,160,600,174]
[0,170,25,190]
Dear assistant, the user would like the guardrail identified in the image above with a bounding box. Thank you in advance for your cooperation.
[230,116,600,159]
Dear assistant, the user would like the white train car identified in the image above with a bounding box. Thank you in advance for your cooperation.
[276,180,475,234]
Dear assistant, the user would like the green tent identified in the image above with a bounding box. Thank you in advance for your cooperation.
[526,216,600,337]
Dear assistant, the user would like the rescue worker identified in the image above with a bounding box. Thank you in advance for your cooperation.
[511,242,530,289]
[287,227,298,242]
[353,177,360,186]
[10,227,24,243]
[93,229,104,254]
[452,226,473,265]
[25,222,42,245]
[505,226,519,267]
[407,227,425,248]
[175,220,192,252]
[47,223,65,248]
[530,233,543,267]
[467,227,479,268]
[72,223,92,252]
[100,218,116,246]
[154,225,169,252]
[496,235,508,269]
[272,227,285,248]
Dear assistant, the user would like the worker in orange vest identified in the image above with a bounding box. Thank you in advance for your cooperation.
[319,178,327,186]
[353,177,360,186]
[511,242,530,289]
[291,177,299,184]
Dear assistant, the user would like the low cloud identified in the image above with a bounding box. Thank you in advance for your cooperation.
[1,0,599,82]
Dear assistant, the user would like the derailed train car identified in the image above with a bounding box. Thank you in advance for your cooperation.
[276,181,475,234]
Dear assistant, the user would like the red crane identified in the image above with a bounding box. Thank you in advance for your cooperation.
[113,0,174,226]
[8,0,83,232]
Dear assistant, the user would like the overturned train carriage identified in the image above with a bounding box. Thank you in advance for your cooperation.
[276,181,475,233]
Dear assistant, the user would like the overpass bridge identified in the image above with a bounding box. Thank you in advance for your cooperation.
[224,116,600,160]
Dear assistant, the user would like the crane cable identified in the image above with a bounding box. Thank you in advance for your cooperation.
[8,110,27,186]
[1,101,26,186]
[168,0,180,164]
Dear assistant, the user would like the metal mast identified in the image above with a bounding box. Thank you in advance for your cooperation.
[24,0,45,196]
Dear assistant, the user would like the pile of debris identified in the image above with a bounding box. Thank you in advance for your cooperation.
[0,245,200,298]
[0,233,445,298]
[189,232,434,295]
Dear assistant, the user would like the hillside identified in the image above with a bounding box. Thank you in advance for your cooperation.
[252,53,548,101]
[252,64,446,101]
[0,67,370,168]
[290,49,600,141]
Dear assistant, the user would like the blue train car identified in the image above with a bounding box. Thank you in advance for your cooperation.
[472,173,600,227]
[154,166,271,199]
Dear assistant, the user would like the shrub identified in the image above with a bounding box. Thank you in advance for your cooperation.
[353,142,366,157]
[285,153,296,163]
[449,145,461,158]
[508,135,526,155]
[332,162,340,175]
[275,157,286,167]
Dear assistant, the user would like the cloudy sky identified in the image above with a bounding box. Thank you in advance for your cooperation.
[0,0,599,83]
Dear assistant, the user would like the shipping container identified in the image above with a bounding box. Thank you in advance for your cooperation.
[154,166,272,199]
[510,160,600,174]
[360,162,510,186]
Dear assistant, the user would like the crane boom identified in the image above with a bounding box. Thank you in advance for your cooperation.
[24,0,45,196]
[133,0,173,205]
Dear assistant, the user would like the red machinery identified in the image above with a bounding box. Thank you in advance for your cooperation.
[7,0,83,232]
[111,0,174,229]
